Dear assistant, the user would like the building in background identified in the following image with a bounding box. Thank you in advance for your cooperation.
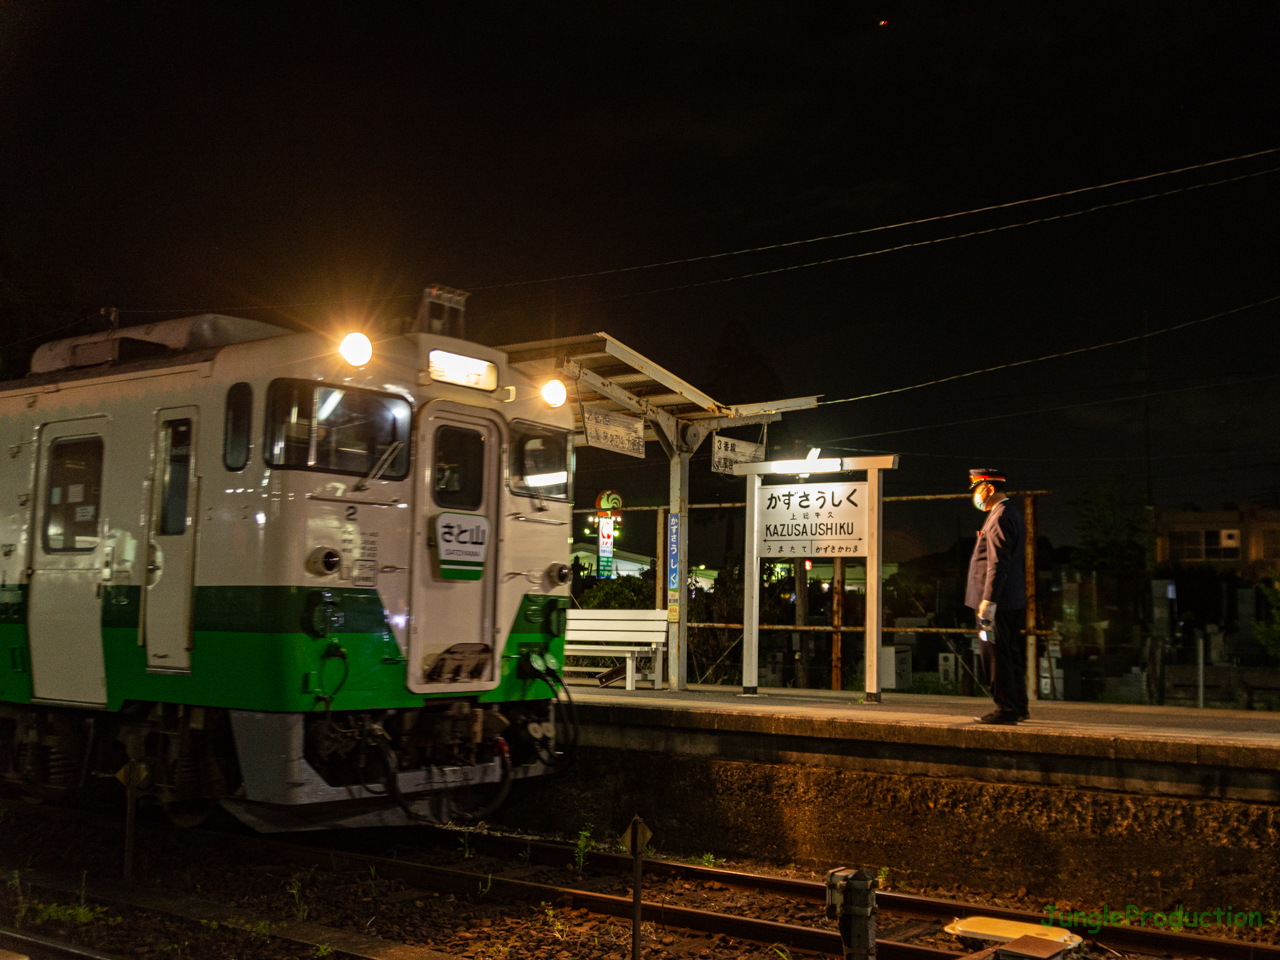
[1154,504,1280,578]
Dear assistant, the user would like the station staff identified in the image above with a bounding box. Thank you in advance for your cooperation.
[965,469,1029,725]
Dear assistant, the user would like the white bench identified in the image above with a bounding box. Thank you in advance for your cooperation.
[563,608,667,691]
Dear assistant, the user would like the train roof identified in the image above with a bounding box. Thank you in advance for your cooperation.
[0,315,290,394]
[29,314,289,375]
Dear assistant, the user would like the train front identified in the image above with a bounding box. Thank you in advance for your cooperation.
[224,328,577,831]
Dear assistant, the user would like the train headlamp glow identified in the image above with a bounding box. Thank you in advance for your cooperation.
[427,349,498,391]
[339,333,373,366]
[541,378,568,408]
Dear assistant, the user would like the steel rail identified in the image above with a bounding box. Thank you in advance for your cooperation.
[0,926,123,960]
[244,832,957,960]
[416,829,1280,960]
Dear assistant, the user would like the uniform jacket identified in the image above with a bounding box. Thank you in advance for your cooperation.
[965,498,1027,610]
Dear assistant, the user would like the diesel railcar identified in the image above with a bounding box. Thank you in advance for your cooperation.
[0,308,575,829]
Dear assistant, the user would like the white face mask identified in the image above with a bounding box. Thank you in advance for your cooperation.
[972,488,988,511]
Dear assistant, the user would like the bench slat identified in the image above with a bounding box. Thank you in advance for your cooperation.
[566,630,667,645]
[568,609,666,621]
[564,621,667,633]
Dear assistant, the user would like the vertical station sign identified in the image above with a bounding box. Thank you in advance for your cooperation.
[756,481,866,557]
[666,513,681,621]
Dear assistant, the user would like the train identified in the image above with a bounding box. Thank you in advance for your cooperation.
[0,289,576,830]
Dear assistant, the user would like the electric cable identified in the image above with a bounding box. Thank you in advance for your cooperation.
[469,146,1280,290]
[11,148,1273,326]
[818,369,1280,444]
[567,164,1280,307]
[818,293,1280,405]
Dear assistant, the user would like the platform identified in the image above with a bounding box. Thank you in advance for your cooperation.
[565,683,1280,803]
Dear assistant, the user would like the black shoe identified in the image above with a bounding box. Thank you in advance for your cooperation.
[1018,710,1030,722]
[974,710,1018,725]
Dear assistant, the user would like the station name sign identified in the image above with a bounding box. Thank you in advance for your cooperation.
[756,481,866,557]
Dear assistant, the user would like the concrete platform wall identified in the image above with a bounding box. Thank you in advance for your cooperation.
[501,748,1280,908]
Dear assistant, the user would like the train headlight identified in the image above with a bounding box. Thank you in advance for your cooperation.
[541,378,567,408]
[339,332,373,366]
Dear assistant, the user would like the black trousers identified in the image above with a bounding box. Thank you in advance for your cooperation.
[978,607,1029,717]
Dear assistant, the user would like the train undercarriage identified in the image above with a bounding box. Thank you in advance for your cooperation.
[0,696,568,830]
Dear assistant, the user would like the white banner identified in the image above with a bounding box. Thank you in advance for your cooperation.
[711,434,765,474]
[582,407,645,458]
[757,482,866,558]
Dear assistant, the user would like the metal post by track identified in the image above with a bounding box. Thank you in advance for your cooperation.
[119,760,146,882]
[624,815,651,960]
[825,866,877,960]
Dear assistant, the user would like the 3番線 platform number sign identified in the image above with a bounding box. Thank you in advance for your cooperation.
[757,482,865,557]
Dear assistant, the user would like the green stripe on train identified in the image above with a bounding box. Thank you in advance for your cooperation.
[0,586,567,713]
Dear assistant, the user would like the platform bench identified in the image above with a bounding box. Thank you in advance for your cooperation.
[563,609,667,691]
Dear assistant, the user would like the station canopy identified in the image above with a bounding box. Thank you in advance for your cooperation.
[496,331,820,448]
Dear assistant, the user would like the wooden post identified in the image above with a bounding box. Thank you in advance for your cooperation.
[655,508,668,610]
[1024,494,1038,702]
[831,557,845,690]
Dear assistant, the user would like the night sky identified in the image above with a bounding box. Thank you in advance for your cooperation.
[2,3,1277,561]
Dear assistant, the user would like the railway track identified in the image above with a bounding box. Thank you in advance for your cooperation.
[302,824,1280,960]
[0,927,123,960]
[4,797,1278,960]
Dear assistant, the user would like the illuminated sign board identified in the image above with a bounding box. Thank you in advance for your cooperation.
[426,349,498,391]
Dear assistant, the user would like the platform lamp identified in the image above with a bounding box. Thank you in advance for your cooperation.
[732,454,898,699]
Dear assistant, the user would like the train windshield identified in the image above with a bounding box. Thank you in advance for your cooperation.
[509,421,571,500]
[265,379,411,480]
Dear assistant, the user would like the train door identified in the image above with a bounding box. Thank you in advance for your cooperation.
[408,403,502,694]
[27,417,110,704]
[142,408,199,673]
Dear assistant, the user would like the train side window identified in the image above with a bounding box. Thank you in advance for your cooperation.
[509,421,571,500]
[158,419,193,536]
[433,426,484,511]
[223,382,252,471]
[44,436,104,553]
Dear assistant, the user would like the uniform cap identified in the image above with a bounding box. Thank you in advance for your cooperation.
[968,468,1006,489]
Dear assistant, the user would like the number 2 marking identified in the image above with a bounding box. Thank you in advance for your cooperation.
[345,505,358,521]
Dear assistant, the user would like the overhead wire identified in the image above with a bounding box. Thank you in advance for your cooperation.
[7,148,1273,329]
[818,370,1280,444]
[818,292,1280,405]
[469,146,1280,290]
[567,164,1280,307]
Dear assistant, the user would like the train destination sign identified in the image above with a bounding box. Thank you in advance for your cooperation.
[433,512,491,580]
[756,481,866,557]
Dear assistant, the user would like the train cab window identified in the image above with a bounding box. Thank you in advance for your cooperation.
[223,382,252,471]
[264,379,411,480]
[158,419,192,536]
[433,426,484,511]
[44,437,104,553]
[509,421,571,500]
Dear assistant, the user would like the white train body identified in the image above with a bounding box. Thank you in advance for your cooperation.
[0,314,575,829]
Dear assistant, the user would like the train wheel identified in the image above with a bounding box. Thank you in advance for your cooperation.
[162,796,217,828]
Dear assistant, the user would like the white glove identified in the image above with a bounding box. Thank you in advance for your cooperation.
[978,600,997,623]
